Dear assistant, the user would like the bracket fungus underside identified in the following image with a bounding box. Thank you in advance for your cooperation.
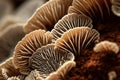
[24,0,73,33]
[51,13,93,42]
[13,29,53,75]
[68,0,111,24]
[29,44,75,79]
[55,27,100,56]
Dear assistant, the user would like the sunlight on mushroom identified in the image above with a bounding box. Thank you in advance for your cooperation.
[55,27,100,56]
[24,0,73,33]
[111,0,120,16]
[94,40,119,54]
[13,29,53,75]
[68,0,111,23]
[29,44,75,79]
[51,13,93,42]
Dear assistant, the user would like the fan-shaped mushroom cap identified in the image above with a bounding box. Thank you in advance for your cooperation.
[51,13,93,42]
[0,58,21,80]
[111,0,120,16]
[24,0,73,33]
[14,0,46,22]
[0,23,25,62]
[29,44,74,79]
[46,61,76,80]
[93,40,119,54]
[25,70,43,80]
[55,27,100,56]
[13,29,53,75]
[68,0,111,23]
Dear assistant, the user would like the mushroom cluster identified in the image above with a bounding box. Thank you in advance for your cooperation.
[0,0,120,80]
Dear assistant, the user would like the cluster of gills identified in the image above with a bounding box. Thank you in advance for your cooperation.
[0,0,120,80]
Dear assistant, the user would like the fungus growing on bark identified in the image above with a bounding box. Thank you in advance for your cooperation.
[51,13,93,42]
[0,58,21,80]
[0,23,25,62]
[55,27,99,56]
[94,40,119,54]
[68,0,111,24]
[111,0,120,16]
[13,29,52,75]
[24,0,73,33]
[29,44,75,79]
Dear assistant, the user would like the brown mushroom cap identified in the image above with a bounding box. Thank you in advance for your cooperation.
[24,0,73,33]
[0,58,21,80]
[93,40,119,54]
[68,0,111,23]
[55,27,100,56]
[111,0,120,16]
[13,29,53,75]
[51,13,93,42]
[29,44,74,78]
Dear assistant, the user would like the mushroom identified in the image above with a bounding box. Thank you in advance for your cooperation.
[13,29,52,75]
[108,71,117,80]
[24,0,73,33]
[29,44,75,79]
[94,40,119,54]
[111,0,120,16]
[51,13,93,42]
[68,0,111,24]
[0,23,25,62]
[25,70,43,80]
[55,27,100,56]
[0,57,21,80]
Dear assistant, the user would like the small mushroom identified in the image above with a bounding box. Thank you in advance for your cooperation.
[0,23,25,62]
[24,0,73,33]
[0,57,21,80]
[108,71,117,80]
[111,0,120,16]
[25,70,43,80]
[93,40,119,54]
[51,13,93,42]
[29,44,75,79]
[46,61,76,80]
[55,27,100,56]
[68,0,111,23]
[13,29,53,75]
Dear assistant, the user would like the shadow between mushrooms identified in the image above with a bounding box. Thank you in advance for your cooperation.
[55,27,100,56]
[29,44,75,79]
[13,29,53,75]
[24,0,73,33]
[51,13,93,42]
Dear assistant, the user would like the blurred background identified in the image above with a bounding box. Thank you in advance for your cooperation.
[0,0,48,62]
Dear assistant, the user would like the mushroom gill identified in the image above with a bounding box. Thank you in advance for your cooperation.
[24,0,73,33]
[0,58,21,80]
[94,40,119,54]
[55,27,99,56]
[25,70,43,80]
[29,44,75,79]
[13,29,52,75]
[51,13,93,42]
[68,0,111,24]
[0,23,25,62]
[111,0,120,16]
